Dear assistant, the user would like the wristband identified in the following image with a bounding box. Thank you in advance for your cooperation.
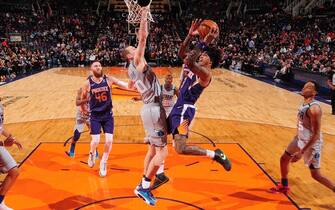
[196,42,209,51]
[116,80,128,89]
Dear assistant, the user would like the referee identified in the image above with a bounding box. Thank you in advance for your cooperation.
[327,68,335,115]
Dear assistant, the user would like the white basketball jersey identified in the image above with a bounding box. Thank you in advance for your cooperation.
[297,100,323,142]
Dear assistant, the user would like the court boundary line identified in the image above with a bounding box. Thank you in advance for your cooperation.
[74,196,204,210]
[237,143,301,210]
[17,142,301,209]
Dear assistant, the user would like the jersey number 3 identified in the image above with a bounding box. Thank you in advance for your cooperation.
[95,92,108,102]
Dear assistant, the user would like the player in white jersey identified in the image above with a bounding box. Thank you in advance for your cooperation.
[130,73,178,190]
[161,74,179,117]
[67,88,96,158]
[122,9,168,206]
[270,81,335,194]
[0,101,23,210]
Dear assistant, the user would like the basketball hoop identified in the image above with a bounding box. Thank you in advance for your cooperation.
[124,0,154,25]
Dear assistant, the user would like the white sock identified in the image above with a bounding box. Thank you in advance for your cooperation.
[102,142,113,162]
[90,135,100,154]
[156,161,165,175]
[141,178,151,189]
[206,150,215,159]
[102,153,108,163]
[90,141,99,154]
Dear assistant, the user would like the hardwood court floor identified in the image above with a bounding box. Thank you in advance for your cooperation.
[0,67,334,210]
[7,143,298,210]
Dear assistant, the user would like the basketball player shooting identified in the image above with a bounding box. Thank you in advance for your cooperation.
[81,60,129,177]
[122,8,168,206]
[165,19,231,173]
[270,81,335,194]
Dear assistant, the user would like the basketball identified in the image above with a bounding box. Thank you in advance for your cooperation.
[198,19,219,39]
[138,0,152,7]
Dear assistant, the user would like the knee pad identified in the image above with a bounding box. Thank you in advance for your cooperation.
[105,133,113,143]
[73,129,81,142]
[91,134,100,144]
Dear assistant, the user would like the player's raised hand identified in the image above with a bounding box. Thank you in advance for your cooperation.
[188,19,202,37]
[204,27,219,45]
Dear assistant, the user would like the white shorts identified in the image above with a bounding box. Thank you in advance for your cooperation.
[0,147,17,173]
[286,136,322,169]
[140,103,167,147]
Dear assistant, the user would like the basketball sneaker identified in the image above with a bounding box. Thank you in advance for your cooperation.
[134,185,156,206]
[0,201,13,210]
[88,152,96,168]
[150,173,169,190]
[67,143,76,158]
[99,161,107,177]
[269,184,289,194]
[213,149,232,171]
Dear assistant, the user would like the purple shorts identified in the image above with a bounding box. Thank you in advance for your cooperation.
[167,104,196,137]
[90,115,114,135]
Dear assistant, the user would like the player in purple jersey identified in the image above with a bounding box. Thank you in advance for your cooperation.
[81,60,128,177]
[152,20,231,190]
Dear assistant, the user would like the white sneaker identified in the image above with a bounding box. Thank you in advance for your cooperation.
[0,202,13,210]
[99,161,107,177]
[88,152,96,168]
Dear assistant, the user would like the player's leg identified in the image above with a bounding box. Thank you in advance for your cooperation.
[173,117,231,171]
[144,144,156,175]
[135,105,167,205]
[307,142,335,192]
[99,117,114,177]
[270,136,299,193]
[135,144,168,205]
[310,168,335,192]
[88,119,101,168]
[0,148,19,210]
[68,122,84,158]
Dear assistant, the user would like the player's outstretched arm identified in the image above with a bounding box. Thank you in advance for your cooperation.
[134,8,149,71]
[178,19,201,59]
[107,76,129,89]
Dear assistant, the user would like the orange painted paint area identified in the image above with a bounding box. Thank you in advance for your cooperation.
[7,143,298,210]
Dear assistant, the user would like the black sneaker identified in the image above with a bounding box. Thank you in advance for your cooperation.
[150,173,169,190]
[214,149,232,171]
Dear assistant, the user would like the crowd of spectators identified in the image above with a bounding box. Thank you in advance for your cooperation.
[1,2,335,83]
[0,6,181,82]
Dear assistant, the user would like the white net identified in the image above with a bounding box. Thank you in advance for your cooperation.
[124,0,154,25]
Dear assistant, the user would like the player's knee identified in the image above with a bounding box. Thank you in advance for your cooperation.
[281,151,291,163]
[105,133,113,143]
[73,129,81,142]
[91,134,100,144]
[8,167,19,179]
